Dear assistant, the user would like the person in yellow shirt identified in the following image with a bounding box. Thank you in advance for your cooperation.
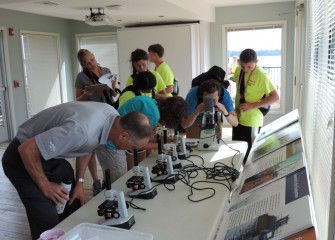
[228,56,239,80]
[125,48,166,100]
[233,49,279,165]
[118,71,157,108]
[148,44,174,96]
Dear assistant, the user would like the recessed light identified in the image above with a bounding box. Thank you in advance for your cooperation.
[106,5,126,10]
[36,1,59,6]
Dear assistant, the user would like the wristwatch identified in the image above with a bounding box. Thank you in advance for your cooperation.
[77,178,85,183]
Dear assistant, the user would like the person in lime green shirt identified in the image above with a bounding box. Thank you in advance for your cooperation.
[118,71,157,108]
[233,49,279,165]
[148,44,174,97]
[125,48,166,100]
[228,56,239,80]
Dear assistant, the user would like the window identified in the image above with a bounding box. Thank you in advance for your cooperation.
[301,1,335,239]
[222,22,286,114]
[21,31,64,118]
[76,33,119,76]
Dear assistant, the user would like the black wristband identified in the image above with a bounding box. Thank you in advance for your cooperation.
[224,112,230,117]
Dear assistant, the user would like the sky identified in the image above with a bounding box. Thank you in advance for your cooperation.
[228,28,282,51]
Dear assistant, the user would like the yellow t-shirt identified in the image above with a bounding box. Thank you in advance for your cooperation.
[118,90,153,108]
[125,70,166,94]
[156,62,174,97]
[234,65,276,127]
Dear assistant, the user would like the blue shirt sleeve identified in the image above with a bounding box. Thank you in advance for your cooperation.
[185,86,199,116]
[221,88,234,112]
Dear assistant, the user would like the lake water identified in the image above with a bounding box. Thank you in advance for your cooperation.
[229,55,281,67]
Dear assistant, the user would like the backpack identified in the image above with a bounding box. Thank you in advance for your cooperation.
[191,65,228,88]
[191,65,230,104]
[112,73,156,109]
[112,85,141,109]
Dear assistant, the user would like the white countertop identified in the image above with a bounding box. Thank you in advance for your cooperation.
[55,140,247,240]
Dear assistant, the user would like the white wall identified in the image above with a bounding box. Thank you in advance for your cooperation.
[117,24,201,98]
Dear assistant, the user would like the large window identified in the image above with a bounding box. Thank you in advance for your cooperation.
[301,1,335,239]
[222,22,286,114]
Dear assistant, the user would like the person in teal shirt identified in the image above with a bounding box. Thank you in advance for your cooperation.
[118,96,160,128]
[233,49,279,165]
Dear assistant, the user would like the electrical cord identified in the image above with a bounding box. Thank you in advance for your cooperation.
[219,139,241,168]
[128,141,241,206]
[173,154,240,203]
[126,179,177,211]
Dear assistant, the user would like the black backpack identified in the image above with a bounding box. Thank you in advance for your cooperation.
[112,85,141,109]
[191,65,230,104]
[112,74,156,109]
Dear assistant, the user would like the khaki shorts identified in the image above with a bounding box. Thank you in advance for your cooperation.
[95,146,127,183]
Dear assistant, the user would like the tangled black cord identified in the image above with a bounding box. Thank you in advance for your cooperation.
[128,141,241,206]
[126,178,177,211]
[174,155,240,202]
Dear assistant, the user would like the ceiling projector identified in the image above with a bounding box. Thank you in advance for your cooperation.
[85,8,112,26]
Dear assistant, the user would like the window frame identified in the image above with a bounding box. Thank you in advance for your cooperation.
[222,21,287,115]
[20,30,64,118]
[75,32,119,76]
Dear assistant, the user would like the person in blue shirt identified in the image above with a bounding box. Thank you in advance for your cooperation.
[184,79,238,141]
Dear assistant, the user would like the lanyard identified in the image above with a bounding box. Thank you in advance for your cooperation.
[238,68,255,100]
[89,67,102,85]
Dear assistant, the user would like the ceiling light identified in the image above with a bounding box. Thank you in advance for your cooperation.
[36,1,59,6]
[106,5,126,10]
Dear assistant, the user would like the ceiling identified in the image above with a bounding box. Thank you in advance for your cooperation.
[0,0,294,27]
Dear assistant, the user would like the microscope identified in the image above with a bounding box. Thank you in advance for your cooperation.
[198,96,219,151]
[174,129,191,159]
[152,134,178,183]
[126,149,157,199]
[97,169,135,229]
[162,129,182,169]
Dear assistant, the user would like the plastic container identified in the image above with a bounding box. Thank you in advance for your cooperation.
[63,223,153,240]
[40,229,65,240]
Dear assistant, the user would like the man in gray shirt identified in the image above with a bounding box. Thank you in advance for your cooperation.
[1,101,152,240]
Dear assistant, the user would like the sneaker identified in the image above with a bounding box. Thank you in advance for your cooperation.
[92,179,102,196]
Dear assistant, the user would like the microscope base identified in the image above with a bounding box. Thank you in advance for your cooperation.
[129,187,158,199]
[100,214,135,230]
[178,151,190,160]
[197,144,218,151]
[173,162,182,169]
[198,129,218,151]
[152,174,178,184]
